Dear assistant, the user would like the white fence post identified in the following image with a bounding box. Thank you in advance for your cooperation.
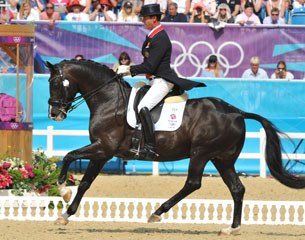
[152,161,159,176]
[259,128,267,178]
[46,125,54,158]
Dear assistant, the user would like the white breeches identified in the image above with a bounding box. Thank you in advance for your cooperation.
[137,78,174,112]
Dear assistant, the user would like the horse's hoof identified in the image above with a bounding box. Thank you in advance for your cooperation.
[147,214,161,223]
[62,188,72,203]
[218,226,240,236]
[55,217,69,225]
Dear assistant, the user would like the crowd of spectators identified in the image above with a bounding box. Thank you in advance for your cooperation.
[0,0,303,24]
[0,0,302,79]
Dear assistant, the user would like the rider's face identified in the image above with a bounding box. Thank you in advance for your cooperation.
[142,16,155,30]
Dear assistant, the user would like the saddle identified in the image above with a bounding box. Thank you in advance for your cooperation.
[133,84,185,124]
[129,83,187,158]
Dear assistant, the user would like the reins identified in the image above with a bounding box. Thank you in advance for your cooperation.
[69,74,129,113]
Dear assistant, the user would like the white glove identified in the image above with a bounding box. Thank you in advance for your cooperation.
[116,65,130,76]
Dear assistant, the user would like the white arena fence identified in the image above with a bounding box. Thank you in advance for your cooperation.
[33,126,305,177]
[1,196,305,225]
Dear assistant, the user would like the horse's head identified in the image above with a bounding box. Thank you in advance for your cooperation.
[45,61,78,121]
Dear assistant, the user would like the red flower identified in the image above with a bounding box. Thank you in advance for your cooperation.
[18,168,29,179]
[37,185,49,194]
[0,166,13,189]
[25,164,33,172]
[2,162,11,169]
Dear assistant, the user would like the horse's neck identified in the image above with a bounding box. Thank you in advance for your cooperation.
[84,80,131,113]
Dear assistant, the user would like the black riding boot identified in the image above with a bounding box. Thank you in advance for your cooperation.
[131,107,158,160]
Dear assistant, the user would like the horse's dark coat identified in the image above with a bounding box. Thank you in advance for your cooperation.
[46,60,305,231]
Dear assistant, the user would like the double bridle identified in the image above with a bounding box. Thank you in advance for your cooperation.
[48,65,129,116]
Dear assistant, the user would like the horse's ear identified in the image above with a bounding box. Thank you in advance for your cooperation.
[44,61,55,70]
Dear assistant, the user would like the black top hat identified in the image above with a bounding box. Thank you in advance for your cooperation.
[140,4,163,17]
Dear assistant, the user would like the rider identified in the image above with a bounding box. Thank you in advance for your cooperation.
[117,4,205,159]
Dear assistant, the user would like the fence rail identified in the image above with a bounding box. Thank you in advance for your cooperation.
[1,196,305,225]
[33,126,305,177]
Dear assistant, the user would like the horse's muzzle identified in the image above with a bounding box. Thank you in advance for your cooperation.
[48,105,67,121]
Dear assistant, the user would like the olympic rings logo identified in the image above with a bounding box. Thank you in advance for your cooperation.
[171,41,244,77]
[10,123,19,129]
[13,37,21,43]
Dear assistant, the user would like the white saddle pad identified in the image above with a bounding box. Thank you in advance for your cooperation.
[126,86,187,131]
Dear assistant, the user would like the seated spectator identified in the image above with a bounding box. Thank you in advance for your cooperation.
[161,2,188,22]
[0,5,16,21]
[66,0,90,21]
[271,60,294,79]
[112,52,134,72]
[200,55,224,78]
[235,1,261,25]
[241,0,264,22]
[90,0,117,21]
[170,0,191,16]
[263,7,285,24]
[293,0,305,9]
[40,3,61,20]
[266,0,286,18]
[17,0,40,20]
[241,56,269,79]
[217,0,241,17]
[117,0,139,22]
[189,3,207,23]
[210,3,235,23]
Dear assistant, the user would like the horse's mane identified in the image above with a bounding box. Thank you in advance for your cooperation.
[60,59,112,72]
[58,59,131,88]
[58,59,116,81]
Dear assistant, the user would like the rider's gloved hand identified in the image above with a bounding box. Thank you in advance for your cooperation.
[116,65,131,76]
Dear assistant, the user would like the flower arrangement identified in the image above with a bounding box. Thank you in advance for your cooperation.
[0,149,79,196]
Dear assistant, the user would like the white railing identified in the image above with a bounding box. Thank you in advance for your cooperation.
[33,126,305,178]
[1,196,305,225]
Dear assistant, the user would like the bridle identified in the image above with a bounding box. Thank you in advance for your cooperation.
[48,64,129,117]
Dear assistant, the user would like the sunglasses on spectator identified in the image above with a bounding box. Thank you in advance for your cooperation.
[220,8,226,11]
[272,13,279,16]
[120,58,129,61]
[46,6,54,9]
[277,67,286,70]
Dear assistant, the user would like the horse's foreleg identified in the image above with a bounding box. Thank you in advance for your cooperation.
[213,161,245,236]
[56,159,107,225]
[57,142,103,185]
[148,157,208,223]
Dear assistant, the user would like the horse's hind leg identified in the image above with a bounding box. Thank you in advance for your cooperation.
[148,156,209,222]
[213,160,245,236]
[56,159,107,225]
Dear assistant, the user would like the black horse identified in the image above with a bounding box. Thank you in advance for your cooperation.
[45,60,305,235]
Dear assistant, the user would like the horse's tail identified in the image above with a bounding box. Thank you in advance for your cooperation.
[244,112,305,189]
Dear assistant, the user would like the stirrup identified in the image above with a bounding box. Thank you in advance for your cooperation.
[139,147,159,160]
[129,147,159,160]
[129,148,140,159]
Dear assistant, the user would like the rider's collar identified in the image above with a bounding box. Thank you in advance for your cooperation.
[148,24,164,39]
